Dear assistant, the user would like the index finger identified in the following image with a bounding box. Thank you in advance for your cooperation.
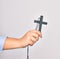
[32,30,42,38]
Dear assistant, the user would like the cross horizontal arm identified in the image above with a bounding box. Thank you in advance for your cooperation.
[34,20,40,23]
[42,22,47,25]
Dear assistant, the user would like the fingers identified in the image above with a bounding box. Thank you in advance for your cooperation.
[28,30,42,46]
[33,30,42,38]
[29,35,39,46]
[29,30,42,38]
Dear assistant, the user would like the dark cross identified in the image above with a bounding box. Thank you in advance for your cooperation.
[34,16,47,32]
[27,16,47,59]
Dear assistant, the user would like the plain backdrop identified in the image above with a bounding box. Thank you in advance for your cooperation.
[0,0,60,59]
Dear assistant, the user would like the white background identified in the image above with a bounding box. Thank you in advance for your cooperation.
[0,0,60,59]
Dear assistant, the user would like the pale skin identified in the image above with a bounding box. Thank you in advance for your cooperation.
[3,30,42,50]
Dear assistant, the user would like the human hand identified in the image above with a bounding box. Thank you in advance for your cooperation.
[19,30,42,48]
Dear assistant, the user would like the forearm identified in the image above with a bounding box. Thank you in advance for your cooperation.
[3,37,21,50]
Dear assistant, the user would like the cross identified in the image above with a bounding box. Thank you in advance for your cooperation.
[27,15,47,59]
[34,16,47,32]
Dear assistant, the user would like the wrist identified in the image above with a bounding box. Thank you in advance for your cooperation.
[18,38,27,48]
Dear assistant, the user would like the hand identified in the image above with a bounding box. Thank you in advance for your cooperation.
[19,30,42,48]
